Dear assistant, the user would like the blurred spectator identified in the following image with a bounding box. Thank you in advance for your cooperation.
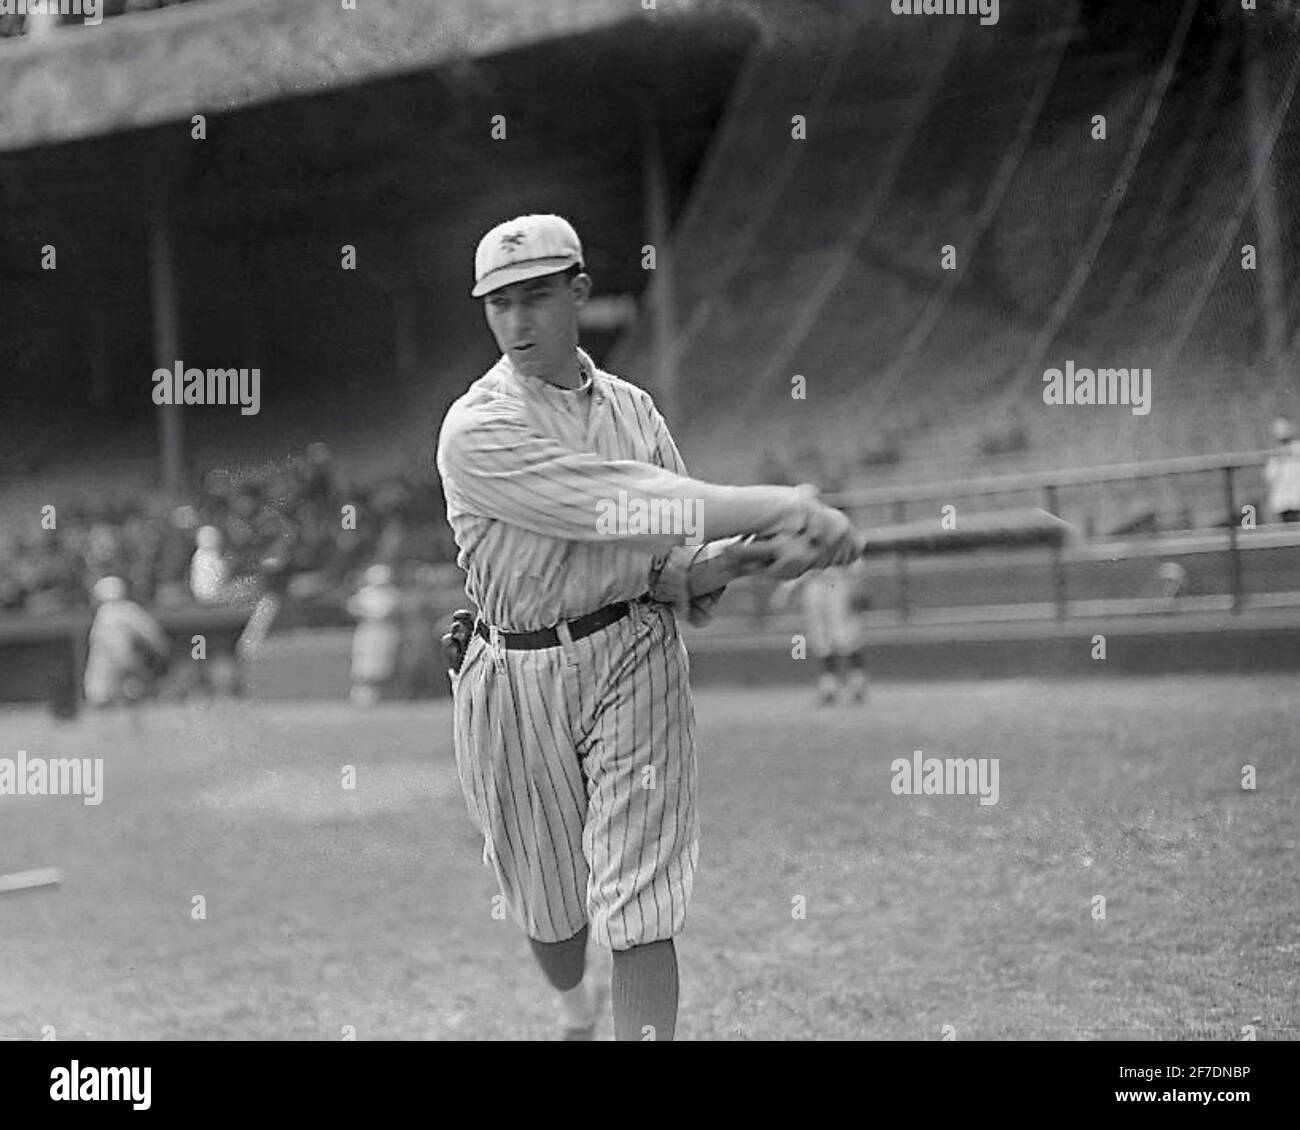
[1,444,459,619]
[10,532,84,616]
[1264,417,1300,523]
[300,442,337,506]
[83,576,170,708]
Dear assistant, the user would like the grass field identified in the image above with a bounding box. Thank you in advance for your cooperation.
[0,677,1296,1041]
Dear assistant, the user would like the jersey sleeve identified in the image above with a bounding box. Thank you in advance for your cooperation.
[641,394,736,627]
[438,398,713,553]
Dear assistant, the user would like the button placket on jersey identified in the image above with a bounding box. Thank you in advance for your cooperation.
[585,378,606,452]
[571,380,603,606]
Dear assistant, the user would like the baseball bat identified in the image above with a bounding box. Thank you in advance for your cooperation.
[0,867,62,894]
[855,507,1072,556]
[691,508,1072,595]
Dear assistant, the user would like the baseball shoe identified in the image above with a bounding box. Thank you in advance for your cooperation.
[561,980,609,1041]
[817,672,839,706]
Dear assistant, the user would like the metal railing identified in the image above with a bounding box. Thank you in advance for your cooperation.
[824,449,1287,620]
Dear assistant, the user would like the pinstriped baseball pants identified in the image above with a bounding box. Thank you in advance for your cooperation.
[450,598,700,950]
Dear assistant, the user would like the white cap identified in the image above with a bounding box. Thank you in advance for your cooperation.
[471,214,583,298]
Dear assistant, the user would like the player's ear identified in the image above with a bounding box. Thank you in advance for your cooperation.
[570,272,592,306]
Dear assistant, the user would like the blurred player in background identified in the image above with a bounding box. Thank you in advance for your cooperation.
[775,558,869,704]
[771,461,869,704]
[83,576,171,710]
[189,525,230,604]
[346,564,403,706]
[1264,416,1300,523]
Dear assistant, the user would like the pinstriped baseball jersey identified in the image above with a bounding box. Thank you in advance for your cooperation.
[436,347,726,948]
[436,348,733,631]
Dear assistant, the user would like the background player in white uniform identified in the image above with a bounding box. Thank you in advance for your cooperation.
[436,214,861,1040]
[1264,416,1300,523]
[776,560,869,704]
[83,576,170,709]
[346,563,403,706]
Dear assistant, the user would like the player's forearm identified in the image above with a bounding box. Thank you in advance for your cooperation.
[690,482,806,542]
[584,473,805,546]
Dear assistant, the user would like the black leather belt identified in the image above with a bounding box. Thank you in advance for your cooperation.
[475,594,652,650]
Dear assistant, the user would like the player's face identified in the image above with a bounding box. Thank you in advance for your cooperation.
[483,272,590,382]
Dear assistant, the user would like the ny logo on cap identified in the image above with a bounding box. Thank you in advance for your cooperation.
[499,231,526,252]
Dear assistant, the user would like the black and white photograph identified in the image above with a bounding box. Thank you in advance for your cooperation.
[0,0,1296,1095]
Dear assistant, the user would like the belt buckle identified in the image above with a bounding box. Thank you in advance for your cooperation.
[487,624,507,672]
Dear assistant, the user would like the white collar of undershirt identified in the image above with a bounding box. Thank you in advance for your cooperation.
[507,350,596,397]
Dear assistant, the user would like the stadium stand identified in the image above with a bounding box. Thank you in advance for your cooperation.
[3,0,1300,706]
[609,1,1300,537]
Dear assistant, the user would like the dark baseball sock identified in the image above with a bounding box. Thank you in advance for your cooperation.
[612,939,678,1041]
[847,648,865,671]
[820,655,838,676]
[529,925,588,992]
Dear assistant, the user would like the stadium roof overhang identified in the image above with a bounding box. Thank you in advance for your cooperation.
[0,0,755,153]
[0,0,759,283]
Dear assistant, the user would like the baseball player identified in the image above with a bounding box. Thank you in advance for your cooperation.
[775,559,869,704]
[83,576,171,709]
[189,526,229,604]
[1264,416,1300,523]
[435,214,861,1040]
[346,563,403,706]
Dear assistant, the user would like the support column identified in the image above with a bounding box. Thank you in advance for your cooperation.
[1224,465,1241,615]
[1045,484,1067,620]
[150,203,184,494]
[1245,28,1287,386]
[893,499,909,623]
